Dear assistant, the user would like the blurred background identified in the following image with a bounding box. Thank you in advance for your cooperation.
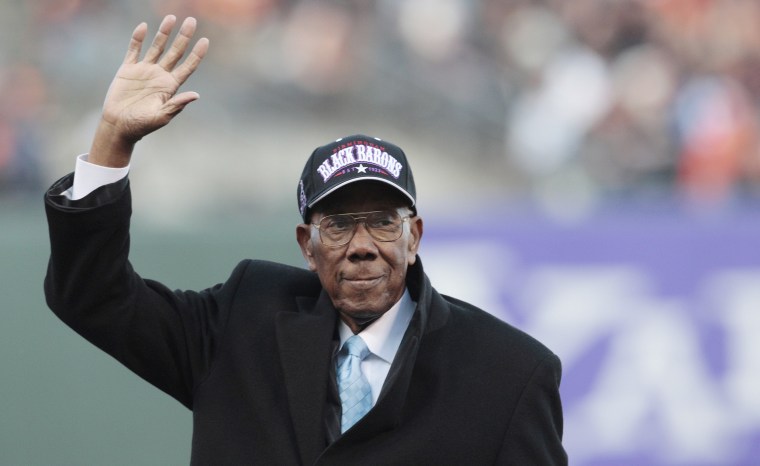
[2,0,760,464]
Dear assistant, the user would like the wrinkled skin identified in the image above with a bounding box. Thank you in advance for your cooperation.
[296,182,423,334]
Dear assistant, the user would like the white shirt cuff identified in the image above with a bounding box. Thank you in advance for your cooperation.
[65,154,130,200]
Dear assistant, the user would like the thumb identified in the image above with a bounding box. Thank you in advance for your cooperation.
[164,91,200,116]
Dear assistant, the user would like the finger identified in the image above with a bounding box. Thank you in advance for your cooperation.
[170,91,200,107]
[123,22,147,64]
[163,91,200,116]
[158,17,197,71]
[171,37,209,85]
[142,14,176,63]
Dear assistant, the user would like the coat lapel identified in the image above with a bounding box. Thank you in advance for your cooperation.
[348,331,420,442]
[276,292,337,465]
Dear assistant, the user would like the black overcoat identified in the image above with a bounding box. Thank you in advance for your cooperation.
[44,174,567,465]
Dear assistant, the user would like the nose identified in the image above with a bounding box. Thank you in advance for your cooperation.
[346,222,378,261]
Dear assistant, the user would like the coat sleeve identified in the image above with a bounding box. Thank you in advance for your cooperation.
[43,174,246,409]
[496,352,568,465]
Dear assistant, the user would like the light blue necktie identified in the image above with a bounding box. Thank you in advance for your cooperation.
[337,335,372,433]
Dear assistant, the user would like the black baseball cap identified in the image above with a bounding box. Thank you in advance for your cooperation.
[297,134,416,222]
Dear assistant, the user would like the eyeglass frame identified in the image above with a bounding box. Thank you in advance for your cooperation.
[310,209,413,247]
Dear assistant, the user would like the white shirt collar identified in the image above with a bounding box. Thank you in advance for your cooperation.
[338,288,416,364]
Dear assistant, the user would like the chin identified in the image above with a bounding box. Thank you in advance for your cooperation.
[333,286,399,316]
[335,296,387,318]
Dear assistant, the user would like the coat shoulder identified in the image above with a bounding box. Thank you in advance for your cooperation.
[231,259,322,297]
[438,293,557,367]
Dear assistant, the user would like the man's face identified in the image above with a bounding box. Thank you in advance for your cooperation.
[296,182,423,331]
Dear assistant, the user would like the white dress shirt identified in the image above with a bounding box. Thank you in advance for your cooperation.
[65,154,130,200]
[337,289,416,406]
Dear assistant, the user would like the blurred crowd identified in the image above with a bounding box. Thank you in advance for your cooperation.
[3,0,760,209]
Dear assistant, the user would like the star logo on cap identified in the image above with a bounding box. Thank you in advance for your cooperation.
[356,164,368,173]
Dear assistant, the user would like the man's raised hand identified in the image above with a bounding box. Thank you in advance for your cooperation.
[89,15,209,167]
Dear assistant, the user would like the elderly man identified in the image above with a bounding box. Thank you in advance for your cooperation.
[44,16,567,465]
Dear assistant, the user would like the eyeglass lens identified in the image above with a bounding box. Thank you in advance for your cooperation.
[319,211,404,245]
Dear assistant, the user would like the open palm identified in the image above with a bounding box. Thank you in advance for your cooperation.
[102,15,209,143]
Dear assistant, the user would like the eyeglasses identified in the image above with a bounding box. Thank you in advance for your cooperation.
[312,210,411,247]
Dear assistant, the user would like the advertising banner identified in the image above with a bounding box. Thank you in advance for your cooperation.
[424,206,760,466]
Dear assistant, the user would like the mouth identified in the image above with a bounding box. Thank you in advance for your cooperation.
[342,276,384,289]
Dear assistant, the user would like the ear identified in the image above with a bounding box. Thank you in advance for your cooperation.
[296,224,318,272]
[406,216,423,266]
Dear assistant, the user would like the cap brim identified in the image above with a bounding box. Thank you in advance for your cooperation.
[307,176,416,211]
